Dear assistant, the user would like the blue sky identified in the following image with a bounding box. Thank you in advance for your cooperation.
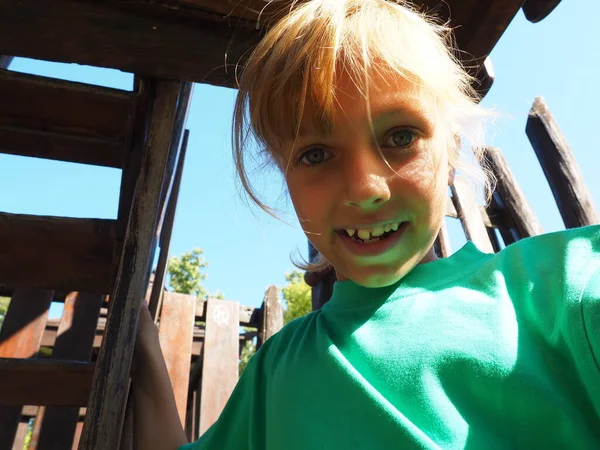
[2,1,598,316]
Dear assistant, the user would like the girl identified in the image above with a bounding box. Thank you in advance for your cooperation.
[132,0,600,448]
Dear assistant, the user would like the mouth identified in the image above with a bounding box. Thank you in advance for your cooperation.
[335,221,409,257]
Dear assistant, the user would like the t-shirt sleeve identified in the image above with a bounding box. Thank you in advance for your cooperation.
[179,341,270,450]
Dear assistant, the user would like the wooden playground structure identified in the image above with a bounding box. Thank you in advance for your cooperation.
[1,0,597,449]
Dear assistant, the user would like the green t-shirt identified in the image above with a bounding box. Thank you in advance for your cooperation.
[182,225,600,449]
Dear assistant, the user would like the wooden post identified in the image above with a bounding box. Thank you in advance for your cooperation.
[158,292,197,425]
[434,219,452,258]
[257,286,283,349]
[526,97,599,228]
[0,289,53,450]
[80,80,181,450]
[450,178,495,253]
[199,299,239,435]
[484,146,543,239]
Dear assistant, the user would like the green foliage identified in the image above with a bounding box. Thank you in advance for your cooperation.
[0,296,11,330]
[238,338,256,375]
[167,249,208,298]
[282,270,312,324]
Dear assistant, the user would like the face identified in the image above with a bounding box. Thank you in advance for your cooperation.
[283,71,454,287]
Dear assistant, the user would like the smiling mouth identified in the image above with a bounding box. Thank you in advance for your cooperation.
[337,221,406,244]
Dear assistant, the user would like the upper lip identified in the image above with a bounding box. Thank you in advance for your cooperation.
[335,220,406,230]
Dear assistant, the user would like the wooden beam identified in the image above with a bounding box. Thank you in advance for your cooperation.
[526,97,599,228]
[0,0,522,88]
[434,219,452,258]
[450,178,495,253]
[522,0,562,23]
[0,55,12,69]
[0,0,259,86]
[80,80,181,450]
[0,213,118,293]
[483,147,543,239]
[0,358,93,406]
[257,286,283,349]
[199,299,240,435]
[0,69,134,167]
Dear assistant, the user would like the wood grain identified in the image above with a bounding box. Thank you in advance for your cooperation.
[80,80,181,450]
[0,213,118,293]
[526,97,599,228]
[450,179,494,253]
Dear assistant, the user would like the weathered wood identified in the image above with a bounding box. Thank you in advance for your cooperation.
[526,97,599,228]
[149,129,191,320]
[0,69,134,166]
[0,358,93,406]
[522,0,562,23]
[158,292,196,425]
[434,220,452,258]
[13,421,28,450]
[258,286,283,349]
[80,80,181,450]
[0,0,259,86]
[0,55,12,69]
[0,213,118,293]
[450,178,495,253]
[29,292,104,450]
[199,299,240,435]
[22,406,86,419]
[484,146,543,239]
[0,0,522,88]
[0,288,52,450]
[197,299,257,328]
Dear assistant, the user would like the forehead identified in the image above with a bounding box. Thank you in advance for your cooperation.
[300,70,438,135]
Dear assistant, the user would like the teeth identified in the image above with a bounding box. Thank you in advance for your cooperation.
[384,224,391,233]
[391,222,400,231]
[357,229,371,240]
[346,229,356,237]
[371,226,385,237]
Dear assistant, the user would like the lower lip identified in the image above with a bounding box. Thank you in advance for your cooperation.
[337,222,409,257]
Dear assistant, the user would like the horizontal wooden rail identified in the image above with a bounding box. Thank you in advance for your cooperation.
[0,0,522,87]
[0,358,94,406]
[0,213,119,293]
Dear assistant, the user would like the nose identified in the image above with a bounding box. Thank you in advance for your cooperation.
[343,149,392,211]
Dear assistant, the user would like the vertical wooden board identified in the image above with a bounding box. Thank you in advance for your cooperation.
[434,219,452,258]
[450,179,494,254]
[158,292,196,425]
[199,299,239,435]
[30,293,103,450]
[72,422,83,450]
[80,80,181,450]
[260,286,283,344]
[0,289,52,450]
[526,97,599,228]
[12,421,29,450]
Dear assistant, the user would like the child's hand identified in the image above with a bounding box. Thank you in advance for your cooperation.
[132,300,160,378]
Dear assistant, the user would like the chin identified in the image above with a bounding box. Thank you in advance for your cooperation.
[343,266,406,288]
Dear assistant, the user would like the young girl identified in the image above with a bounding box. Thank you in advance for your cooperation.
[132,0,600,448]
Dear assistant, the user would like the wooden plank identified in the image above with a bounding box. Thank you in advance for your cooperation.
[80,80,181,450]
[522,0,562,23]
[13,421,29,450]
[149,129,191,320]
[0,55,12,69]
[29,292,104,450]
[434,219,452,258]
[0,358,93,406]
[0,0,521,88]
[0,288,52,450]
[450,179,495,253]
[484,146,543,239]
[0,127,124,168]
[526,97,599,228]
[196,300,257,328]
[158,292,196,425]
[199,299,240,435]
[258,286,283,348]
[0,69,134,146]
[0,213,118,293]
[0,0,259,86]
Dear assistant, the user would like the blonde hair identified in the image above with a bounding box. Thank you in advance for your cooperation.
[232,0,493,272]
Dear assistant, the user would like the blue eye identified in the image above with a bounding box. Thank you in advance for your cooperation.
[299,147,330,166]
[386,129,416,148]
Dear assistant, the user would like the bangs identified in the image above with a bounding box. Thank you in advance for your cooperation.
[236,0,476,156]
